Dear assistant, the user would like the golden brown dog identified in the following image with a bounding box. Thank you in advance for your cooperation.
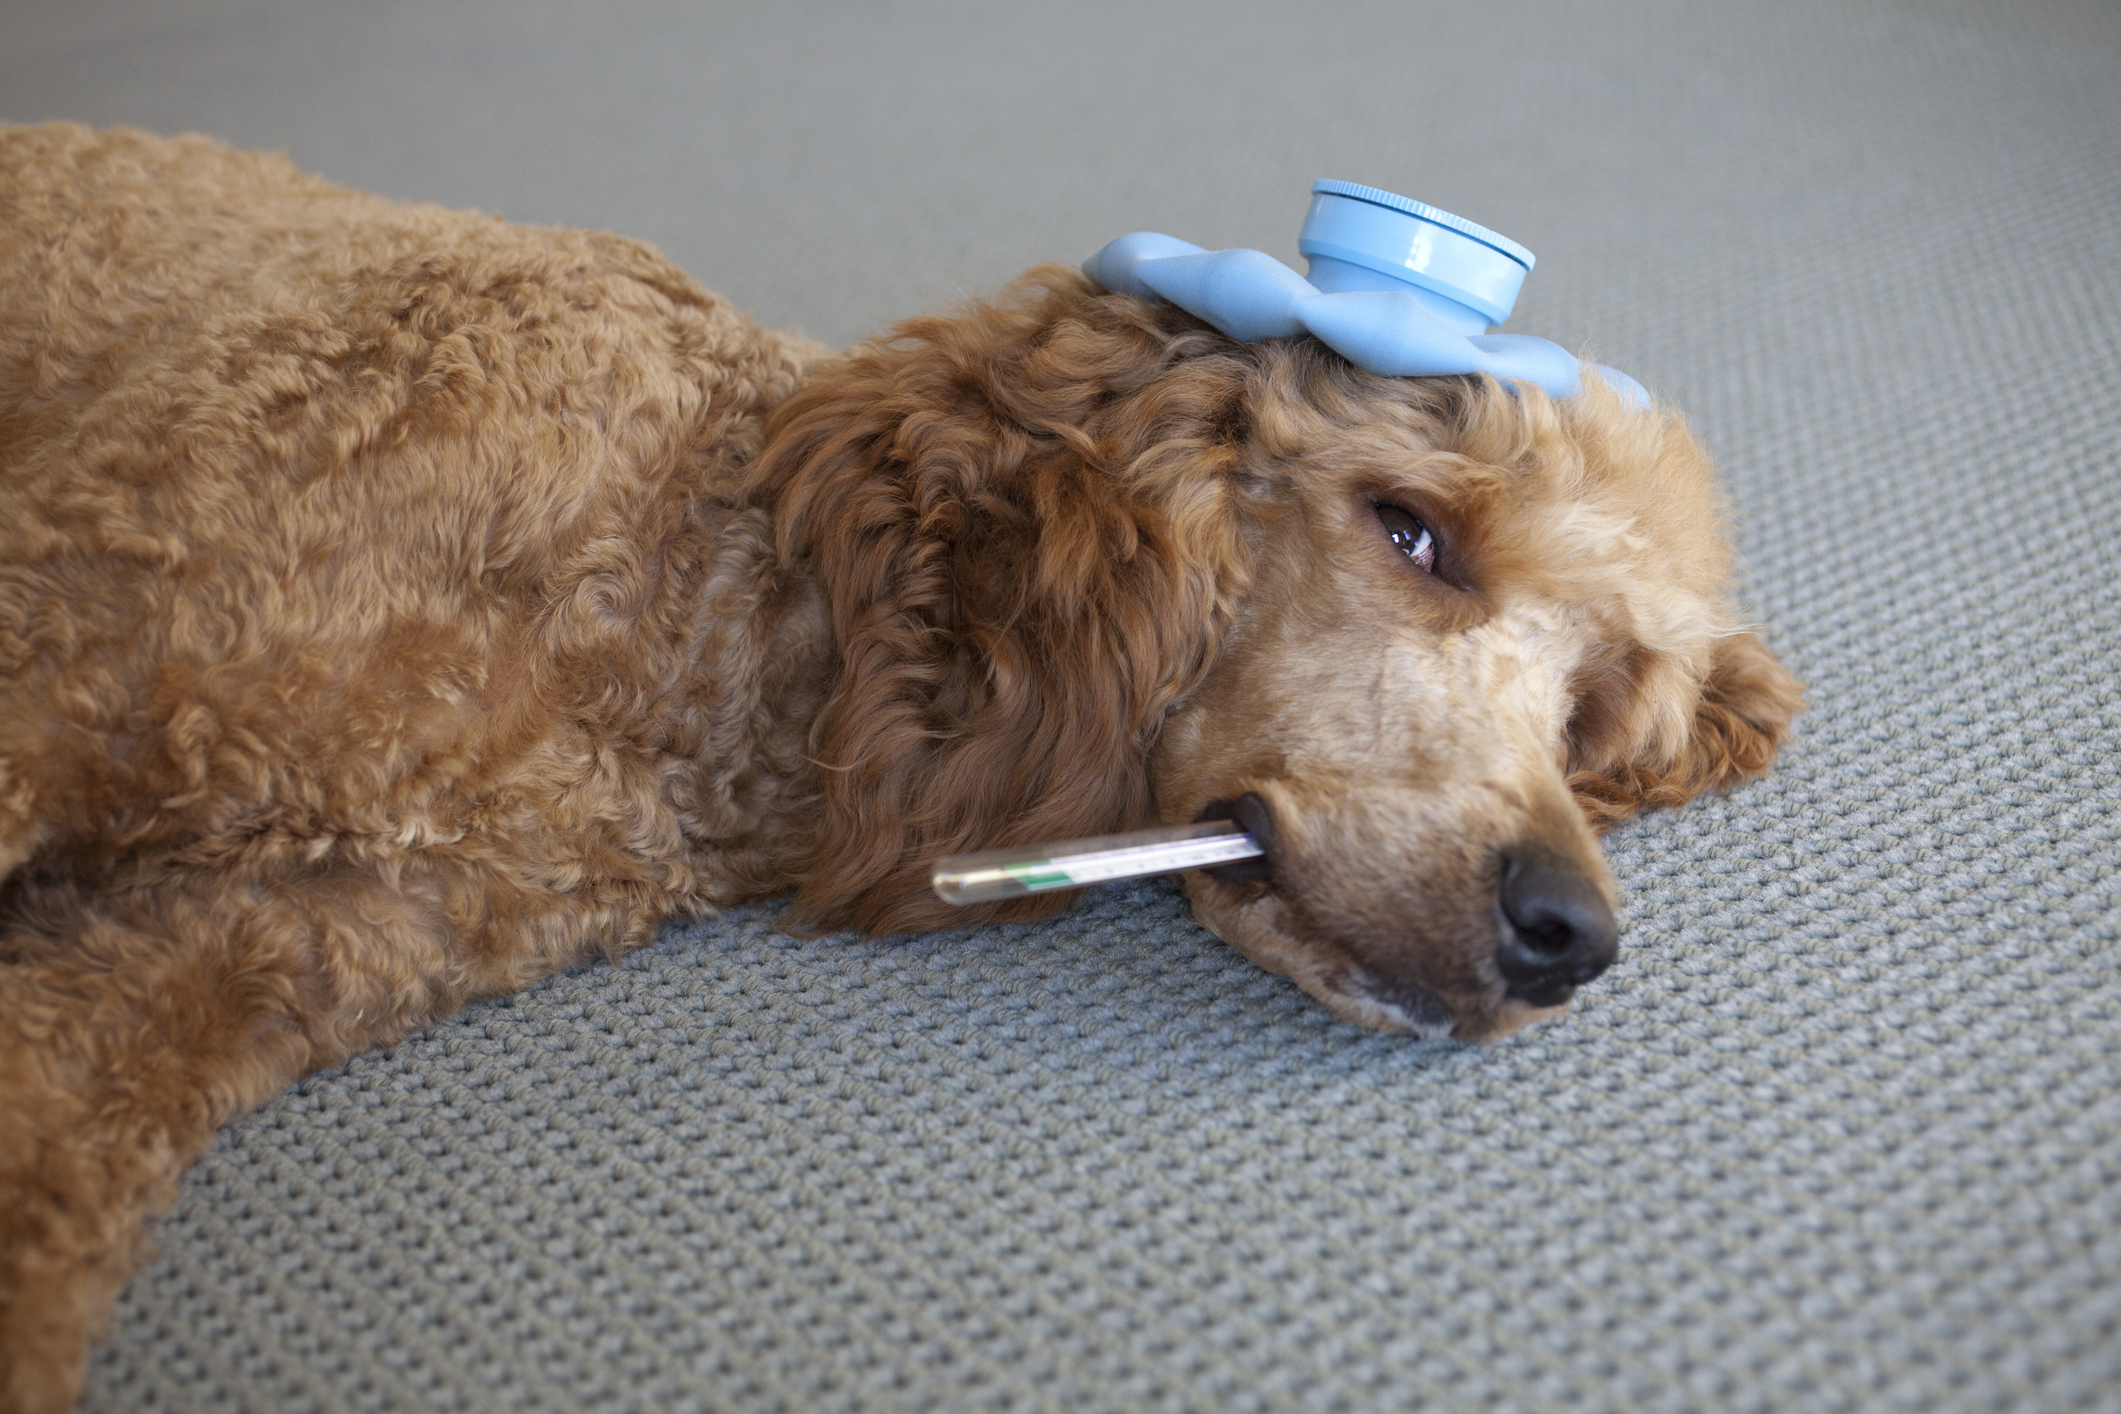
[0,123,1800,1410]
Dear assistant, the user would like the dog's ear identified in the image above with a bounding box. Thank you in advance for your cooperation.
[751,269,1257,933]
[1568,630,1803,829]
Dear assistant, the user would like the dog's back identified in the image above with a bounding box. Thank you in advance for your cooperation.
[0,123,830,888]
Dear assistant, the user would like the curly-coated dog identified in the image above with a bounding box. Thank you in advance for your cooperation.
[0,123,1800,1410]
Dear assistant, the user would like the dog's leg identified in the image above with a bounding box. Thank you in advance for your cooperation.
[0,854,587,1414]
[0,872,325,1411]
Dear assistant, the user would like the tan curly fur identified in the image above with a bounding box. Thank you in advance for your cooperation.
[0,124,1801,1411]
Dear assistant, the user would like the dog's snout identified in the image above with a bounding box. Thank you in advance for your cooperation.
[1495,849,1619,1006]
[1198,791,1277,885]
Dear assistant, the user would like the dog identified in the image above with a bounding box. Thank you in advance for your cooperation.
[0,123,1801,1411]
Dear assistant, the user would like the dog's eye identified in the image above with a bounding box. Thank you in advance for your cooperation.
[1377,503,1435,572]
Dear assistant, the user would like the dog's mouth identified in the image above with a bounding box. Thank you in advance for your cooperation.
[1194,793,1277,886]
[1345,972,1460,1039]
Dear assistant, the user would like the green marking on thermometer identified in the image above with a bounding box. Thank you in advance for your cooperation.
[932,820,1262,904]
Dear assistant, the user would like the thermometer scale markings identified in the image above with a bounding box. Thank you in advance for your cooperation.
[933,823,1263,904]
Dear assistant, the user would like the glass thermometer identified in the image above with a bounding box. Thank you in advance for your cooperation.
[931,820,1262,904]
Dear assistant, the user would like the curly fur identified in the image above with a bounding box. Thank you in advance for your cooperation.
[0,124,1800,1411]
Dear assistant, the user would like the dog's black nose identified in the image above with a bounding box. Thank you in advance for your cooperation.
[1495,849,1618,1006]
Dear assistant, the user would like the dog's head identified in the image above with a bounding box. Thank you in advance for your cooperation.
[753,268,1800,1039]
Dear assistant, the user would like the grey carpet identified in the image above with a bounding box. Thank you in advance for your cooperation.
[5,0,2118,1409]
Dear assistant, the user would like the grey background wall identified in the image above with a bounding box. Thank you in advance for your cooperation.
[5,2,2118,1410]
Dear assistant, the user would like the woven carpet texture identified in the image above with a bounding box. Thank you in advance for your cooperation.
[4,1,2118,1409]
